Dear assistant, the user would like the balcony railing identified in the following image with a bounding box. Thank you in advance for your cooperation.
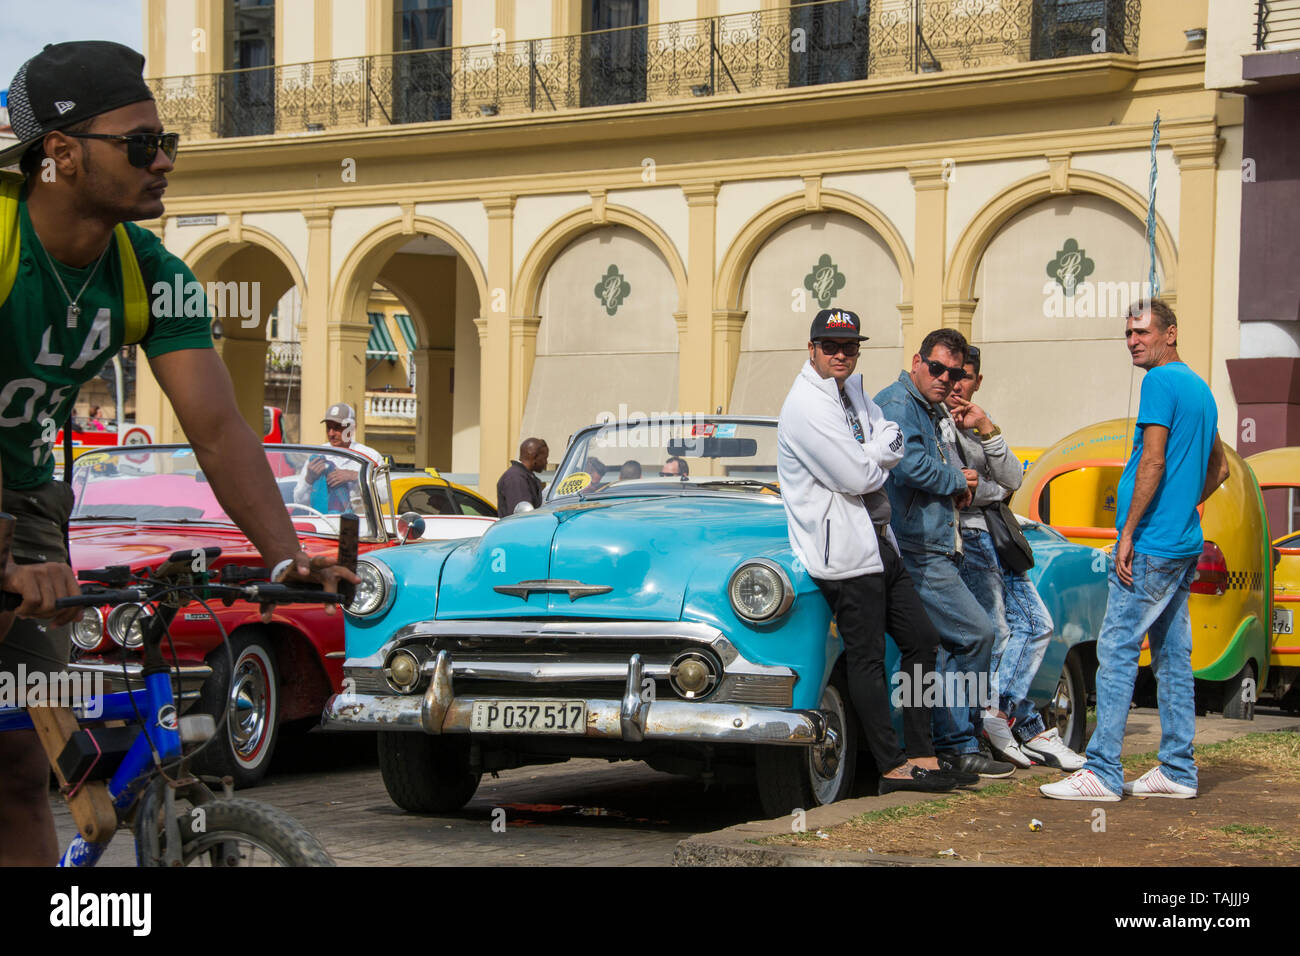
[365,393,418,421]
[1257,0,1300,49]
[266,341,301,371]
[152,0,1141,140]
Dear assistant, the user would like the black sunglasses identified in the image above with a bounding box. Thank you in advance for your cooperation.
[68,131,179,168]
[816,340,861,357]
[923,358,968,381]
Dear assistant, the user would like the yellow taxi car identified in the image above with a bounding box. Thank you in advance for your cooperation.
[387,468,498,518]
[1245,447,1300,711]
[1010,419,1271,719]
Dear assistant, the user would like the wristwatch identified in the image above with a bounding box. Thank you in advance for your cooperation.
[976,424,1002,440]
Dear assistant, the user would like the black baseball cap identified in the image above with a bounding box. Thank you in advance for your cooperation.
[809,308,868,342]
[1,41,155,169]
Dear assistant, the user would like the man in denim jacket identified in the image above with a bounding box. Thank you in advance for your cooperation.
[875,329,1013,778]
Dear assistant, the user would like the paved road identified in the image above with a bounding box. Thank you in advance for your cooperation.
[52,707,1297,866]
[52,728,770,866]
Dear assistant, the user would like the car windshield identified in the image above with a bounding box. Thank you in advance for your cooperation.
[69,445,382,538]
[548,419,779,502]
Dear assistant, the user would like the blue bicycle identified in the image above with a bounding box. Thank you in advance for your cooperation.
[0,518,338,867]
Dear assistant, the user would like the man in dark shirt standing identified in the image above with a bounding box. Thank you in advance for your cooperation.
[497,437,548,515]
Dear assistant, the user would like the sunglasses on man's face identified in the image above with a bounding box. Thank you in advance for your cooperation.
[923,358,968,381]
[69,131,180,168]
[816,340,861,357]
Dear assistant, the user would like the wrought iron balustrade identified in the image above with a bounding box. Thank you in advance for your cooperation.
[151,0,1141,140]
[1257,0,1300,49]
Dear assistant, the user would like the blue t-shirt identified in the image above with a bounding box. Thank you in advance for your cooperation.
[1115,362,1218,559]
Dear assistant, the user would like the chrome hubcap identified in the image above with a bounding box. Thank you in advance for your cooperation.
[229,655,269,760]
[1051,673,1074,740]
[808,686,847,803]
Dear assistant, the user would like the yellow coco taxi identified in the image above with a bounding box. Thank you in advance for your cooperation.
[1245,447,1300,711]
[1009,419,1271,719]
[388,468,498,518]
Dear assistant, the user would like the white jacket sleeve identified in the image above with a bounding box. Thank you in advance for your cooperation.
[785,390,887,496]
[863,398,904,471]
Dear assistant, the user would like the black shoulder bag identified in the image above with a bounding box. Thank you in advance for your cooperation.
[946,412,1034,574]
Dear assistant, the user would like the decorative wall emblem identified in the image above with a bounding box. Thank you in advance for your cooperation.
[594,264,631,316]
[1047,239,1094,296]
[804,254,846,308]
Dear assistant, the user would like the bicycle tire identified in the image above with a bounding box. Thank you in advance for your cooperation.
[139,797,335,867]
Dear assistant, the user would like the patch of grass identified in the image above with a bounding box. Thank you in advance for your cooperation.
[1215,823,1273,836]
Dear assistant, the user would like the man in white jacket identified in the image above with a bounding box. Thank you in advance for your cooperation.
[778,309,970,794]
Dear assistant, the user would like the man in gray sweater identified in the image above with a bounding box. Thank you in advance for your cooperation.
[945,346,1083,770]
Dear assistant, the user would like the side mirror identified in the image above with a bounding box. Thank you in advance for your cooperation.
[513,501,535,515]
[397,511,426,545]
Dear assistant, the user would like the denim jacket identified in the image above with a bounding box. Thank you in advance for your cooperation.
[873,371,968,556]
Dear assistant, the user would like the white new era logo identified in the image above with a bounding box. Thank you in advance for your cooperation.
[54,100,76,115]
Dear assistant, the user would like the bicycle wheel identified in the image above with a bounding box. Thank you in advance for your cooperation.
[138,797,335,867]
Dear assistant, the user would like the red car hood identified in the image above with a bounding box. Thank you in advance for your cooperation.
[68,522,337,570]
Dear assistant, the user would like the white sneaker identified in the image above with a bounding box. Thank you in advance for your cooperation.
[1039,769,1121,802]
[1021,728,1086,771]
[982,714,1034,769]
[1122,766,1197,799]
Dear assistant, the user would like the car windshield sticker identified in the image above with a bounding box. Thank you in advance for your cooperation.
[691,424,716,438]
[554,472,592,495]
[713,424,737,438]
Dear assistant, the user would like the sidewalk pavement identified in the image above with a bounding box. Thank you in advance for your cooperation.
[672,709,1300,867]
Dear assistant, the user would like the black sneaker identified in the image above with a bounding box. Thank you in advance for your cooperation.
[933,767,980,788]
[879,766,959,794]
[937,751,1017,779]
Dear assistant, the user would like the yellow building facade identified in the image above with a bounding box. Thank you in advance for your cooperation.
[134,0,1244,488]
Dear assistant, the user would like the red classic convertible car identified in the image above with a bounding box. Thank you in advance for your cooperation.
[67,444,493,787]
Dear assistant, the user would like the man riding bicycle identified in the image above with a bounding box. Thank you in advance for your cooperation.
[0,41,356,865]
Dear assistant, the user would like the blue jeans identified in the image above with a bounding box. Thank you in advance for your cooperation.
[899,547,997,754]
[958,528,1053,741]
[1083,552,1199,795]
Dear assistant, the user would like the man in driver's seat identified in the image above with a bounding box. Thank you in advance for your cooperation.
[294,402,383,511]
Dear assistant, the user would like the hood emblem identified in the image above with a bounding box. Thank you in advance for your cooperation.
[493,579,613,601]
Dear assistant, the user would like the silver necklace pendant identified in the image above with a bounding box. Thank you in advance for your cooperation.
[67,303,81,327]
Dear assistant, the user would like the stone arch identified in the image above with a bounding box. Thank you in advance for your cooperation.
[331,216,489,471]
[945,168,1178,305]
[184,225,307,295]
[512,204,688,319]
[332,216,489,327]
[716,189,915,313]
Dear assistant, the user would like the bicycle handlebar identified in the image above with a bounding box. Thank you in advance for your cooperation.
[0,580,346,613]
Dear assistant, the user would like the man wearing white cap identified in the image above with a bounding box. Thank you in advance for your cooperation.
[293,402,383,508]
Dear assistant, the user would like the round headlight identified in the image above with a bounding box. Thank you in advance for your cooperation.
[728,560,794,622]
[384,648,423,693]
[347,559,391,617]
[107,603,152,648]
[72,606,105,651]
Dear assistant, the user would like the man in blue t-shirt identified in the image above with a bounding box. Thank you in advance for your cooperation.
[1042,298,1228,803]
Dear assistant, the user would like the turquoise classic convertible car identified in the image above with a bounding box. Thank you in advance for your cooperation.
[325,417,1110,816]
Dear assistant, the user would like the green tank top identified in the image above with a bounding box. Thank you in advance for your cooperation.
[0,171,214,489]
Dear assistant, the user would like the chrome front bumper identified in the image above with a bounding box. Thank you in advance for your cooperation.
[324,650,825,746]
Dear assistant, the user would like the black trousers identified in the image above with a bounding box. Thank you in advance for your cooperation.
[815,544,941,775]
